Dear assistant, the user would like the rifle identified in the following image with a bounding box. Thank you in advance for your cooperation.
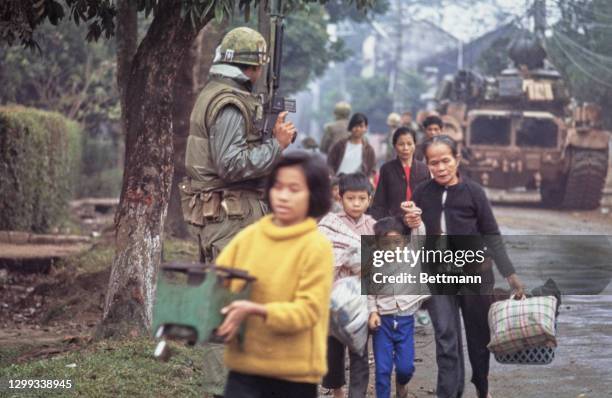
[261,0,297,143]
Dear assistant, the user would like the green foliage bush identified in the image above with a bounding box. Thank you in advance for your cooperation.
[0,106,82,232]
[78,167,123,198]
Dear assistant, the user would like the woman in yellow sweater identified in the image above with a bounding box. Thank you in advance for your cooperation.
[215,151,335,398]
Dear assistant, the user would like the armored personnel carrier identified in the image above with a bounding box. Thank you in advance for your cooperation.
[434,34,609,209]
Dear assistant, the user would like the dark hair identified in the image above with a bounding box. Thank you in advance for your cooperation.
[374,216,408,237]
[330,176,340,187]
[339,172,372,196]
[347,113,368,132]
[422,115,443,130]
[422,134,459,161]
[265,151,331,218]
[392,127,417,146]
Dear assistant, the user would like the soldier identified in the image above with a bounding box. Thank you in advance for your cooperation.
[181,26,296,397]
[400,111,419,132]
[182,26,295,264]
[385,112,401,161]
[301,136,320,154]
[320,101,352,154]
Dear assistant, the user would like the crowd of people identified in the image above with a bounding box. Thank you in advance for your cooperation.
[182,26,525,398]
[213,105,525,398]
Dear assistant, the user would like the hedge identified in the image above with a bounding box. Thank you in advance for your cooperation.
[0,106,82,233]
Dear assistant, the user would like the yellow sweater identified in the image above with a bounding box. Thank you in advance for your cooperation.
[216,215,334,384]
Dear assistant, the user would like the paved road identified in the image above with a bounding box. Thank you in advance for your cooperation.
[487,205,612,398]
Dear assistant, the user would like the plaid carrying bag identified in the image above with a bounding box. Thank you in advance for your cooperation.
[487,295,557,364]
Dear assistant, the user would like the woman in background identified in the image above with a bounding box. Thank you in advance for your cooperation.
[370,127,429,220]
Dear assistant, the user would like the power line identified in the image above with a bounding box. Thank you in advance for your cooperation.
[550,0,612,23]
[548,33,612,88]
[584,22,612,29]
[549,33,612,76]
[554,29,612,68]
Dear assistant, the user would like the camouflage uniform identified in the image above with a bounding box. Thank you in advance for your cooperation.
[320,101,351,154]
[182,26,278,263]
[180,26,279,396]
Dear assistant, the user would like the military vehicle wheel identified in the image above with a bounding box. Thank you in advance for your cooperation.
[561,148,609,210]
[540,181,565,208]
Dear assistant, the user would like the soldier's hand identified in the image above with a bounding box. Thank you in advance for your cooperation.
[273,111,296,149]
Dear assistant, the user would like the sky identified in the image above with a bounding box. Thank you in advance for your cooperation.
[440,0,527,40]
[412,0,559,42]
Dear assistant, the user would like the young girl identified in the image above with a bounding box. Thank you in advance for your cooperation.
[368,216,429,398]
[215,151,334,398]
[404,135,525,398]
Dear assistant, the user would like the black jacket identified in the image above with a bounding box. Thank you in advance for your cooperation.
[413,176,516,277]
[370,158,430,220]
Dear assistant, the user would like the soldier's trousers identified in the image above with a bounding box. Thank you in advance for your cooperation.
[192,194,268,264]
[189,194,268,397]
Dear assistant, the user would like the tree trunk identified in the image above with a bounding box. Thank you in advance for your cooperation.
[165,38,196,240]
[98,1,211,338]
[193,21,228,93]
[115,0,138,171]
[165,21,226,239]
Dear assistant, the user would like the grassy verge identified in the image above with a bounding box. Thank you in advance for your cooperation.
[0,338,208,397]
[1,236,203,391]
[162,238,200,263]
[56,242,115,274]
[55,236,199,275]
[0,343,37,367]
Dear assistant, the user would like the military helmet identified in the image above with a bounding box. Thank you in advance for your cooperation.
[218,27,269,66]
[387,112,401,128]
[333,101,352,118]
[302,136,319,150]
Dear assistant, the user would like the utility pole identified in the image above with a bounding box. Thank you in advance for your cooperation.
[533,0,546,42]
[391,0,403,112]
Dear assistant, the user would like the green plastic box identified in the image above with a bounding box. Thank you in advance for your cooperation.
[152,262,255,345]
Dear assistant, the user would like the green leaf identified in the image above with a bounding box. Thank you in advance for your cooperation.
[214,3,224,24]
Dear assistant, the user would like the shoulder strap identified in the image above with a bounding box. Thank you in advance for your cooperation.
[205,89,253,134]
